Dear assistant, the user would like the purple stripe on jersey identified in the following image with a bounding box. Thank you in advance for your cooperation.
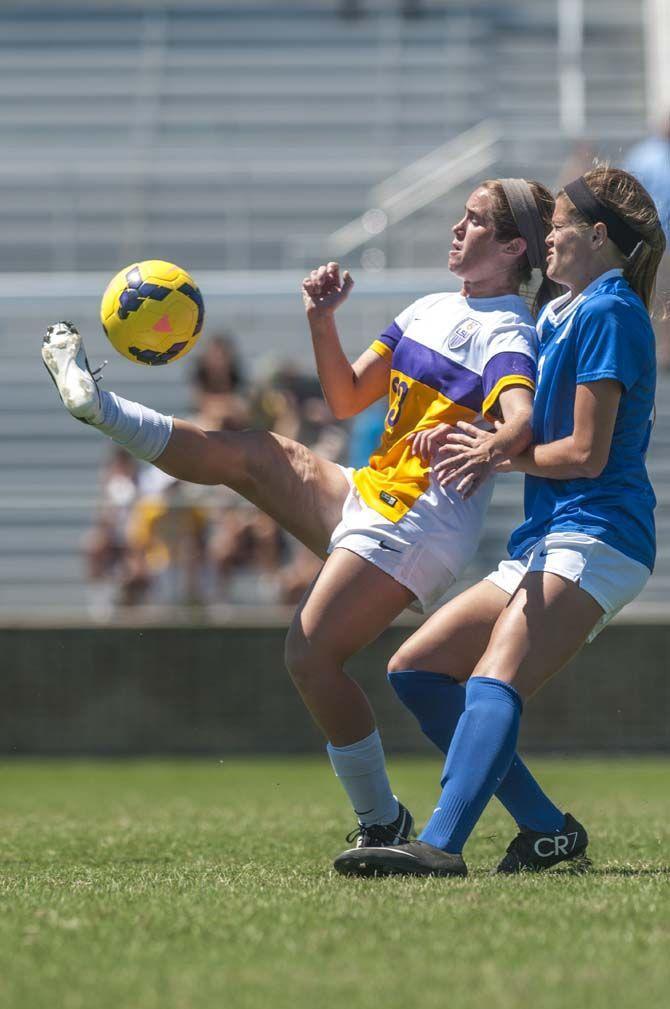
[482,351,536,399]
[377,321,403,351]
[393,336,483,412]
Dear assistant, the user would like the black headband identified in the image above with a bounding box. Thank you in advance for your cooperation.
[563,177,643,256]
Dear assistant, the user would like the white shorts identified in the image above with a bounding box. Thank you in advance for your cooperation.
[327,467,494,611]
[485,532,651,642]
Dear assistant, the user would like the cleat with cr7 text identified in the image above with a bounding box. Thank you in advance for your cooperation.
[334,838,467,878]
[41,321,103,423]
[495,812,590,874]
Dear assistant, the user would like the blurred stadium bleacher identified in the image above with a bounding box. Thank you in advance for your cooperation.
[0,0,667,618]
[0,0,648,272]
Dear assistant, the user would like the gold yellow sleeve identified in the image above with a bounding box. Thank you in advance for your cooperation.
[482,374,535,420]
[369,339,393,360]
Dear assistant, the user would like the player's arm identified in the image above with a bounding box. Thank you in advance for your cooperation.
[503,380,621,479]
[429,385,534,496]
[302,262,390,420]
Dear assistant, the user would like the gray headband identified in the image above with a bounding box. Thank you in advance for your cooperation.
[500,178,547,271]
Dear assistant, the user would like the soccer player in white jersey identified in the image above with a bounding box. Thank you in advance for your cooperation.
[42,178,558,866]
[342,167,664,878]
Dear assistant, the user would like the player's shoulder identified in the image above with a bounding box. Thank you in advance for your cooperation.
[479,300,538,350]
[394,291,451,329]
[411,291,457,314]
[576,281,649,331]
[580,289,632,316]
[473,294,536,331]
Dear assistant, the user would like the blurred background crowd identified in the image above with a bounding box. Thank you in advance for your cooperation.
[83,332,390,617]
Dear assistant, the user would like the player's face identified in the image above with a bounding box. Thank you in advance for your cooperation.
[545,195,595,289]
[449,189,511,283]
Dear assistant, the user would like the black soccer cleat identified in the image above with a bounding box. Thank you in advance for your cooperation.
[495,812,590,874]
[334,839,467,878]
[344,801,414,850]
[333,802,414,875]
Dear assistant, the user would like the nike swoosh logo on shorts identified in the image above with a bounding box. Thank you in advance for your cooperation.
[379,540,402,553]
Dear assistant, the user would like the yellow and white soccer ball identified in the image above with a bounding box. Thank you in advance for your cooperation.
[100,260,205,366]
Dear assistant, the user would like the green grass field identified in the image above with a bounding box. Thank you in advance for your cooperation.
[0,758,668,1009]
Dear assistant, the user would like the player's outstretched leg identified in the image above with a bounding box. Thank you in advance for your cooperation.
[42,321,348,557]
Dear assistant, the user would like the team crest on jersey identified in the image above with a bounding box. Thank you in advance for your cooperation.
[447,317,481,350]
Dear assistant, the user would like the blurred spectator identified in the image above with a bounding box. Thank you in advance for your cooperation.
[209,500,285,604]
[192,332,244,396]
[210,499,323,606]
[190,333,250,430]
[625,113,670,239]
[124,469,210,607]
[625,114,670,368]
[82,448,140,619]
[347,399,387,469]
[251,363,347,459]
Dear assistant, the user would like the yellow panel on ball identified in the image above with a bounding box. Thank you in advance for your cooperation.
[100,260,205,366]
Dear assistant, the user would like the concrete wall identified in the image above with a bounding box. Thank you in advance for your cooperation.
[1,622,668,754]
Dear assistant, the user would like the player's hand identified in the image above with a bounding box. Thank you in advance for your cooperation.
[302,262,354,317]
[407,423,457,463]
[432,421,495,498]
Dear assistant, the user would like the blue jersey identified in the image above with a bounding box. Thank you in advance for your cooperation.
[508,270,657,571]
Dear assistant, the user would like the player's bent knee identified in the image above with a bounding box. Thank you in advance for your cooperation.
[208,430,258,492]
[284,625,315,688]
[284,624,342,692]
[387,646,418,675]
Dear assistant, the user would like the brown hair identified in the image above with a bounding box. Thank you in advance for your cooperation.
[482,179,564,316]
[562,167,666,313]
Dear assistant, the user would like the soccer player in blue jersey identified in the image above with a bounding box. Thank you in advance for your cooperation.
[340,167,665,877]
[42,178,559,866]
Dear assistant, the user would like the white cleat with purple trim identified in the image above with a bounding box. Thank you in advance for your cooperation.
[42,321,103,423]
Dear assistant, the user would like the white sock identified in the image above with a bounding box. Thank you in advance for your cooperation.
[92,390,174,462]
[327,729,399,826]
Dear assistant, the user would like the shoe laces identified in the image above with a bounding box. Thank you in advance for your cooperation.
[345,821,398,847]
[90,360,108,385]
[346,826,366,845]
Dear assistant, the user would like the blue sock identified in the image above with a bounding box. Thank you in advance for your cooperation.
[389,669,564,834]
[417,677,522,853]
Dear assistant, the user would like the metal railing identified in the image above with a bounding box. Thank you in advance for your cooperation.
[327,120,502,257]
